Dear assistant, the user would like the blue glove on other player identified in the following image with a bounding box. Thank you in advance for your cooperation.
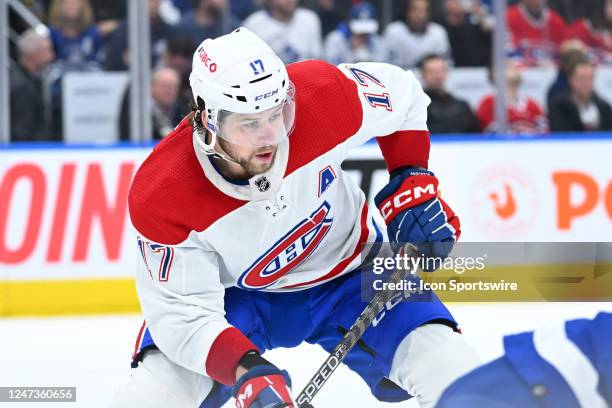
[232,364,294,408]
[374,168,461,270]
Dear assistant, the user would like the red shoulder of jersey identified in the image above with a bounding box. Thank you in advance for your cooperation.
[506,6,522,30]
[567,19,590,42]
[284,60,363,175]
[128,117,246,245]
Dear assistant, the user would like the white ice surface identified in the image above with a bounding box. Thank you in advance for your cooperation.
[0,302,610,408]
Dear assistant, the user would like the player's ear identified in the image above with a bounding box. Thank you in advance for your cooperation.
[197,97,206,124]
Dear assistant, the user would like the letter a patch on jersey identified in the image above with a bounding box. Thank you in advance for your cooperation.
[318,166,337,197]
[238,202,333,290]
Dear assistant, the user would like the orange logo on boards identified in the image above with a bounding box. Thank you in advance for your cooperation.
[470,167,538,238]
[471,167,611,238]
[552,171,612,230]
[489,184,517,220]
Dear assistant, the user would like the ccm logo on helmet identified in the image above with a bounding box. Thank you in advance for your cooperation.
[380,184,436,221]
[197,47,217,73]
[255,89,279,101]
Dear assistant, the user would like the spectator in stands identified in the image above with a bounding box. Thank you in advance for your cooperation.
[506,0,567,66]
[88,0,125,21]
[229,0,258,21]
[47,0,115,68]
[150,67,182,138]
[155,0,183,25]
[324,2,386,65]
[546,42,590,111]
[566,0,612,64]
[105,0,171,70]
[119,67,182,140]
[419,54,480,133]
[157,35,196,116]
[438,0,491,67]
[167,0,194,15]
[476,63,548,133]
[10,29,56,141]
[474,0,495,23]
[171,0,239,47]
[509,0,589,23]
[384,0,451,69]
[244,0,323,63]
[548,60,612,130]
[304,0,351,36]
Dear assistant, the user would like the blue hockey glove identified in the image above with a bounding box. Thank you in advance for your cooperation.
[232,364,294,408]
[374,168,461,270]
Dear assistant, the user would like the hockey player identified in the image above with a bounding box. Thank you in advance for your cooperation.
[112,28,479,408]
[438,311,612,407]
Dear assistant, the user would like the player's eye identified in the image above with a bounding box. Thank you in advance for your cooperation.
[242,121,260,130]
[269,113,281,123]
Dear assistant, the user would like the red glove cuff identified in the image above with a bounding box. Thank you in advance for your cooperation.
[376,130,431,172]
[378,174,439,223]
[205,327,259,386]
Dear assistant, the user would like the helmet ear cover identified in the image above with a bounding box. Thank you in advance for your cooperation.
[192,96,229,136]
[191,96,217,157]
[192,96,241,164]
[191,96,206,131]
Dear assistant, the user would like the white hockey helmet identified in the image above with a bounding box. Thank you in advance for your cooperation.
[189,27,296,154]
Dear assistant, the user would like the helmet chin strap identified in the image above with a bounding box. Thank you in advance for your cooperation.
[193,122,241,165]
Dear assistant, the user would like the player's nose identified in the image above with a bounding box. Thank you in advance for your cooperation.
[255,122,278,145]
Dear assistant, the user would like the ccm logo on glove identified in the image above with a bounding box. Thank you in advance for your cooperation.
[232,363,295,408]
[374,168,460,270]
[236,384,253,408]
[378,174,438,222]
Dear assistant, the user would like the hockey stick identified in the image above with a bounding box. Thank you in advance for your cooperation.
[295,244,420,408]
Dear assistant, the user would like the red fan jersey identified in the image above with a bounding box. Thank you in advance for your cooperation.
[566,19,612,64]
[507,4,567,65]
[476,94,547,133]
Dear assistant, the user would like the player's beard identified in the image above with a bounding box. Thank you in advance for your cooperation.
[220,139,277,178]
[241,147,277,177]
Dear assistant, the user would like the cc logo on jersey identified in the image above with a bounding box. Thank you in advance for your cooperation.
[238,202,333,290]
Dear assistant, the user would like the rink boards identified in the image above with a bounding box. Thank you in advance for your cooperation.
[1,134,611,315]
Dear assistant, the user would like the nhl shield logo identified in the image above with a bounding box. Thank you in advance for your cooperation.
[238,202,333,289]
[255,176,271,192]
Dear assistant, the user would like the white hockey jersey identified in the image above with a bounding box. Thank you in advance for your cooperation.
[242,8,322,63]
[383,21,451,69]
[129,60,431,384]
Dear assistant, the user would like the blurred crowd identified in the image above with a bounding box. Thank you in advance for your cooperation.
[8,0,612,142]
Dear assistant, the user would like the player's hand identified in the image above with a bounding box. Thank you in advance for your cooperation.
[374,167,460,270]
[232,364,295,408]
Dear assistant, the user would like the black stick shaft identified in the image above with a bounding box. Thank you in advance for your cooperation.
[295,245,418,407]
